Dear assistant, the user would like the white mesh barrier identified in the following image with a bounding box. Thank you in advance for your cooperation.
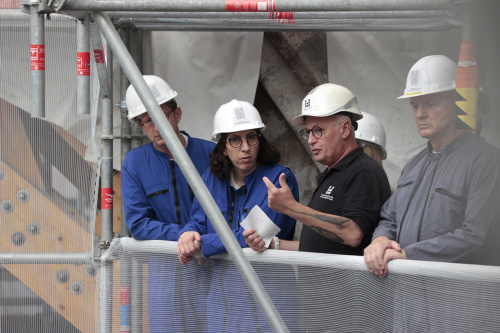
[1,9,100,333]
[102,238,500,333]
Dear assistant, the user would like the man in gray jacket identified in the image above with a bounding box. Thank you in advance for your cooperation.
[364,55,500,277]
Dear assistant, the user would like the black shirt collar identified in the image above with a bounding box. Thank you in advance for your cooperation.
[318,147,364,181]
[329,147,364,171]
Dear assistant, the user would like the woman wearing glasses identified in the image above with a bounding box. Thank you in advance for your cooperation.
[177,99,299,332]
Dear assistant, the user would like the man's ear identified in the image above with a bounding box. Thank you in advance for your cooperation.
[174,107,182,123]
[341,121,352,139]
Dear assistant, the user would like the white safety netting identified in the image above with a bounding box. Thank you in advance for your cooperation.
[0,9,100,333]
[102,238,500,333]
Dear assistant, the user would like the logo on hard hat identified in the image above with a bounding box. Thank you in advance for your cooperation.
[150,85,162,99]
[232,106,250,125]
[303,98,313,111]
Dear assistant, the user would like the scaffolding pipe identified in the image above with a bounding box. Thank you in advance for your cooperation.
[100,95,114,248]
[90,20,111,97]
[124,29,145,330]
[130,28,144,149]
[461,3,474,40]
[119,27,132,238]
[99,42,115,333]
[107,10,451,20]
[122,18,454,32]
[92,10,289,333]
[30,5,45,118]
[131,256,143,333]
[0,252,91,264]
[100,259,114,333]
[108,32,113,99]
[118,26,133,333]
[77,13,91,114]
[61,0,454,12]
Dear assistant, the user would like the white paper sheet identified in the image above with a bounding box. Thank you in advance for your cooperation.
[240,205,281,247]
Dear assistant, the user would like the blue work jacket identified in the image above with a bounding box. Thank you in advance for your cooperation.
[181,163,298,257]
[121,132,214,332]
[181,163,300,332]
[121,132,215,240]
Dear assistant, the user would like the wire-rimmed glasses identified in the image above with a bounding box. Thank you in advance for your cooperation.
[140,110,174,129]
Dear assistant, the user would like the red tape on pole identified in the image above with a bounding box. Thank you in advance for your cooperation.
[30,44,45,71]
[77,51,91,76]
[101,188,113,210]
[225,0,275,12]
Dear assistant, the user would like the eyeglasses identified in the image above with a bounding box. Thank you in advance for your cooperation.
[226,134,260,148]
[299,126,324,141]
[140,110,174,129]
[299,121,346,141]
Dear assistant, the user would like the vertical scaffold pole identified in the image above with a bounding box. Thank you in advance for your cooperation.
[118,26,133,332]
[100,38,115,333]
[130,28,144,149]
[100,258,114,333]
[100,21,114,251]
[128,27,144,333]
[77,12,91,114]
[119,27,132,239]
[30,5,45,118]
[131,256,143,333]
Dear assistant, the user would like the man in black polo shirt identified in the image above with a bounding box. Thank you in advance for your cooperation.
[244,83,391,255]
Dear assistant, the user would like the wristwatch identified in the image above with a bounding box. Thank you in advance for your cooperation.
[273,236,280,250]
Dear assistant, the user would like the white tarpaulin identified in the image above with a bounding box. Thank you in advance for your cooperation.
[147,31,263,142]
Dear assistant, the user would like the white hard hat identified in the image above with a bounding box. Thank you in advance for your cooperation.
[211,99,266,141]
[291,83,363,127]
[125,75,178,121]
[355,111,387,160]
[398,55,456,99]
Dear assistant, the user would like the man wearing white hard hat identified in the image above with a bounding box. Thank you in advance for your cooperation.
[246,83,391,256]
[121,75,215,331]
[364,55,500,277]
[122,75,215,240]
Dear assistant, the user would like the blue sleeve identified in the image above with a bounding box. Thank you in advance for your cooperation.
[179,196,209,236]
[121,157,183,241]
[200,168,298,257]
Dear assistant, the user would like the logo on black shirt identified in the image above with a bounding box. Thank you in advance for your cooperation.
[320,186,334,201]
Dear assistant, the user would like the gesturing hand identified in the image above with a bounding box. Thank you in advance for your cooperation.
[263,173,296,214]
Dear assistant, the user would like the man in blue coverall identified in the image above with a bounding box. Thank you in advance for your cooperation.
[121,75,215,240]
[121,75,215,332]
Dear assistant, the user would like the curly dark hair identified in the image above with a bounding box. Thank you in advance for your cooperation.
[210,130,281,180]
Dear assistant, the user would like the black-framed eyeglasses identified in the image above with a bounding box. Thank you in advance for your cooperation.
[299,126,324,141]
[140,110,174,129]
[226,133,260,148]
[299,121,346,141]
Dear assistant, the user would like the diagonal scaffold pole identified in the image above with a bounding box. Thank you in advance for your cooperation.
[92,10,289,333]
